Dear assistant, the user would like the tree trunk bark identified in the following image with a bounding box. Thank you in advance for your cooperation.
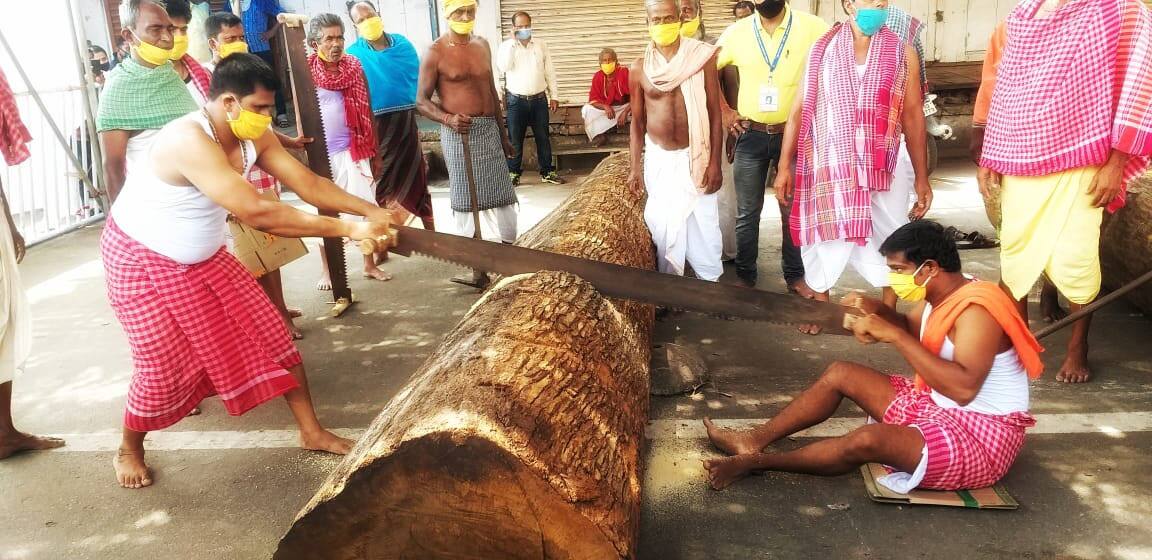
[1101,177,1152,314]
[983,174,1152,314]
[275,153,656,560]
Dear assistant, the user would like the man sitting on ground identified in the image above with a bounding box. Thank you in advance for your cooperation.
[582,48,630,147]
[703,221,1044,493]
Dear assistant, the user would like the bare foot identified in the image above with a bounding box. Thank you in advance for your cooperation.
[704,418,763,456]
[798,323,824,336]
[703,455,753,490]
[1056,353,1092,384]
[113,447,153,489]
[316,275,333,291]
[186,406,201,417]
[286,307,304,319]
[300,430,354,455]
[0,431,66,460]
[362,267,393,282]
[281,314,304,340]
[790,280,818,299]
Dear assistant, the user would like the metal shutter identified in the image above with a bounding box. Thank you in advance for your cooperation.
[498,0,739,103]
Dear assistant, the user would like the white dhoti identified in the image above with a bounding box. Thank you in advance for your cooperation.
[801,142,914,293]
[0,199,31,384]
[453,205,518,244]
[643,136,723,282]
[718,157,737,261]
[331,149,378,222]
[581,104,628,141]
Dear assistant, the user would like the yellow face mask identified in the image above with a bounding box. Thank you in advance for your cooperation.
[226,102,273,141]
[317,48,337,63]
[218,41,249,59]
[168,34,189,60]
[888,262,933,302]
[357,16,385,41]
[680,17,701,37]
[448,19,475,35]
[600,62,617,75]
[131,31,172,66]
[649,22,682,47]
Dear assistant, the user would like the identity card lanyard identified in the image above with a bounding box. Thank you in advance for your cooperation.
[755,12,793,84]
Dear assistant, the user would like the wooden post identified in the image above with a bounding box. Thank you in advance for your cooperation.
[275,153,655,559]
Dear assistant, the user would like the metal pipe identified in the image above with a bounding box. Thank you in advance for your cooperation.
[68,0,108,214]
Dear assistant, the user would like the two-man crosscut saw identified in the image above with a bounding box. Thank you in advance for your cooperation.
[361,227,1152,338]
[361,226,860,333]
[277,14,354,317]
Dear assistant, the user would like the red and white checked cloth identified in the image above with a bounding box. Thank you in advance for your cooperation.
[982,0,1152,212]
[308,53,377,163]
[101,218,301,432]
[883,375,1035,491]
[246,164,280,194]
[792,24,908,247]
[0,67,31,166]
[183,54,213,101]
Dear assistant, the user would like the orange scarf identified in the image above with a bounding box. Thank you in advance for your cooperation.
[916,281,1044,391]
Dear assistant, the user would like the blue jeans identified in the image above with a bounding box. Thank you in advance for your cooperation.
[505,94,554,175]
[732,129,804,285]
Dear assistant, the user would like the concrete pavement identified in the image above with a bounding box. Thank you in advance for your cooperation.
[1,162,1151,560]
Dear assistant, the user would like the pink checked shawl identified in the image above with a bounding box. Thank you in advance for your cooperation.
[981,0,1152,212]
[182,54,213,101]
[791,24,908,247]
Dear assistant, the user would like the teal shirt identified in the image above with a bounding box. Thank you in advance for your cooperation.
[346,34,420,115]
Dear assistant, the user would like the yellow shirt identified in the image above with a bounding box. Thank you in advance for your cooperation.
[716,7,830,125]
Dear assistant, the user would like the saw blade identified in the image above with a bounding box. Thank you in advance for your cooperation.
[389,226,858,334]
[279,19,351,303]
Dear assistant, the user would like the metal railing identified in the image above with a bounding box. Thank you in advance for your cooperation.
[0,86,104,246]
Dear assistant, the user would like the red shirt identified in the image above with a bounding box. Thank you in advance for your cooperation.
[588,67,630,107]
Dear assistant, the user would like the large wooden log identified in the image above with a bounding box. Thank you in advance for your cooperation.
[1101,177,1152,314]
[983,174,1152,314]
[275,153,655,559]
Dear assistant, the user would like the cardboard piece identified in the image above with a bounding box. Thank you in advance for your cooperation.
[228,218,309,278]
[226,191,309,277]
[861,463,1018,510]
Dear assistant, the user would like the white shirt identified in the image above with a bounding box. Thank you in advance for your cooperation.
[496,38,559,99]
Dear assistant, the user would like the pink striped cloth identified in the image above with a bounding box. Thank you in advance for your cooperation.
[981,0,1152,212]
[791,24,908,247]
[883,376,1035,491]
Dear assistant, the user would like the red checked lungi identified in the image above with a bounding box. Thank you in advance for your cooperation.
[101,218,301,432]
[882,375,1035,491]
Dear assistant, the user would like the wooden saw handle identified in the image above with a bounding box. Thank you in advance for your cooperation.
[277,13,309,27]
[359,229,399,256]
